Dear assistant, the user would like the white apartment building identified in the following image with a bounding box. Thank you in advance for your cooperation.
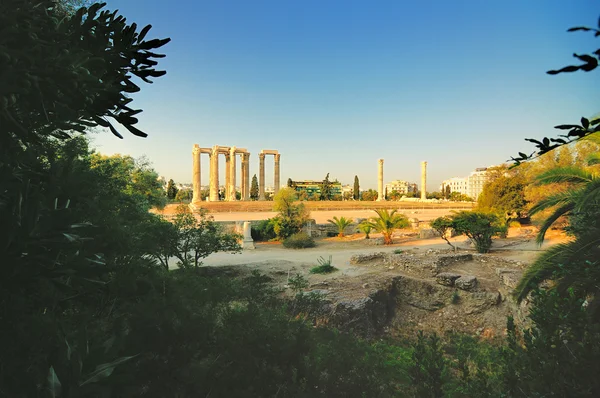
[442,167,494,201]
[385,180,418,195]
[440,177,468,196]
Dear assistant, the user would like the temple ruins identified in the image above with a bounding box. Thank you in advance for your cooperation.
[191,144,280,205]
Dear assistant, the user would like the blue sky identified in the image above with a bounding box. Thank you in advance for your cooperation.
[93,0,600,191]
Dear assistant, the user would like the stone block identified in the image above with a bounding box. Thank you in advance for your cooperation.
[436,272,461,286]
[455,275,478,291]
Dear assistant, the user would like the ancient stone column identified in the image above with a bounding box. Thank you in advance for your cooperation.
[274,153,281,195]
[242,153,250,200]
[242,221,255,249]
[191,144,201,206]
[259,153,266,201]
[240,154,246,200]
[229,147,237,201]
[421,161,427,201]
[225,153,231,200]
[377,159,385,201]
[209,146,219,201]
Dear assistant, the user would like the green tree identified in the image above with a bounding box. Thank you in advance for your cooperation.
[166,178,178,199]
[445,185,451,199]
[250,174,259,200]
[272,188,310,239]
[430,216,456,251]
[477,167,527,220]
[450,211,506,253]
[361,189,378,201]
[320,173,333,201]
[175,188,193,202]
[362,209,410,244]
[171,205,241,269]
[353,175,360,200]
[287,177,293,188]
[327,216,354,237]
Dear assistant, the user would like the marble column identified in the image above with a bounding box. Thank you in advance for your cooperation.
[377,159,385,201]
[274,153,281,195]
[191,144,201,205]
[225,153,231,200]
[242,221,255,249]
[241,153,250,200]
[240,154,246,200]
[209,146,219,201]
[229,147,237,201]
[259,153,266,201]
[421,161,427,200]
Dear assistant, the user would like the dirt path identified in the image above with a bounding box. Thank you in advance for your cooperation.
[169,228,567,274]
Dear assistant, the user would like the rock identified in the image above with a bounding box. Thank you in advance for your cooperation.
[436,253,473,269]
[350,252,385,264]
[495,268,521,288]
[436,272,461,286]
[419,228,440,239]
[362,283,369,289]
[365,237,385,246]
[455,275,478,291]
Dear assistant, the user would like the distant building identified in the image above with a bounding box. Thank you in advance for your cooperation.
[440,177,469,197]
[442,167,494,201]
[290,180,342,198]
[385,180,418,195]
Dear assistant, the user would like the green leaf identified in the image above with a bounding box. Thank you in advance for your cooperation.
[79,355,137,386]
[47,366,62,398]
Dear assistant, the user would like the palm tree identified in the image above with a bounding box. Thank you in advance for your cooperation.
[358,222,372,239]
[327,216,353,237]
[362,209,409,245]
[529,166,600,244]
[515,147,600,302]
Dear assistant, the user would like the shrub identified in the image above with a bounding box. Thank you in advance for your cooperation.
[309,256,337,274]
[393,249,403,254]
[251,219,277,241]
[359,222,372,238]
[272,188,310,239]
[282,232,316,249]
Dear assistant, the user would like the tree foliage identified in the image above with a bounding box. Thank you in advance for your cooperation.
[250,174,259,200]
[272,187,310,239]
[320,173,333,201]
[166,178,178,199]
[353,175,360,200]
[477,166,527,219]
[447,211,506,253]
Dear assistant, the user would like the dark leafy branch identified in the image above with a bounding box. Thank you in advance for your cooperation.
[0,0,170,147]
[510,17,600,165]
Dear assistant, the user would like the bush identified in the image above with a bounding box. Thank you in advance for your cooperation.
[282,232,316,249]
[251,219,277,241]
[309,256,337,274]
[449,211,505,253]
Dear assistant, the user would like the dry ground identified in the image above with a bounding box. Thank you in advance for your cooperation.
[174,226,567,339]
[155,200,475,214]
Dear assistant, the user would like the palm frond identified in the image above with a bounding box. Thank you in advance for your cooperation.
[576,179,600,211]
[529,190,580,216]
[514,234,600,302]
[586,153,600,166]
[534,166,593,186]
[535,202,575,245]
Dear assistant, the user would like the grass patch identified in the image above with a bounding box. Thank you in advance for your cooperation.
[309,256,337,274]
[393,249,403,254]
